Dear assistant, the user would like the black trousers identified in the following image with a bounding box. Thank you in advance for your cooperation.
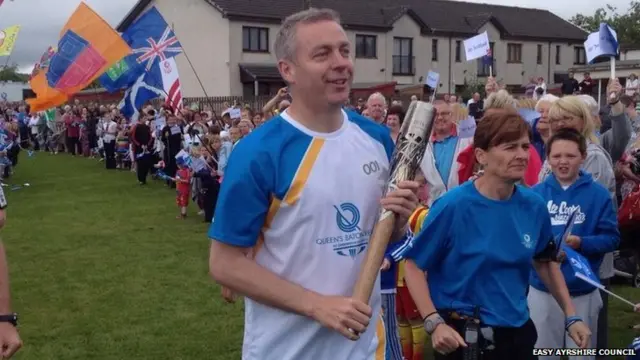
[434,315,538,360]
[104,140,116,169]
[203,181,220,222]
[88,133,98,150]
[29,133,39,151]
[136,153,152,184]
[66,136,80,155]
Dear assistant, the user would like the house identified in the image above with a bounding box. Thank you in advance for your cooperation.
[117,0,588,98]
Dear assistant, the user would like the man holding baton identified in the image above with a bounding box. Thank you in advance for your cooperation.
[208,8,418,360]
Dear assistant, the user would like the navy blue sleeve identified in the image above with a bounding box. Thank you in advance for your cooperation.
[207,139,272,247]
[534,201,555,257]
[400,197,454,271]
[580,192,620,255]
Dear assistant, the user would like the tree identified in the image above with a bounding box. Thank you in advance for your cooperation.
[0,64,28,82]
[569,1,640,45]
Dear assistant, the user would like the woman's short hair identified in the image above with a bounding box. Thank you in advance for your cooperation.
[484,90,517,111]
[535,94,560,112]
[474,109,531,151]
[385,105,405,125]
[547,95,598,144]
[545,128,587,158]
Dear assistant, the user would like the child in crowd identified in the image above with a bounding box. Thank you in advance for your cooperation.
[173,157,191,219]
[115,127,130,170]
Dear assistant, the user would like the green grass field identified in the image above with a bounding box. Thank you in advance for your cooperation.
[2,153,640,359]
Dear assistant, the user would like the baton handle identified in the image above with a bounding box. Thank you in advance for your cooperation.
[352,214,396,303]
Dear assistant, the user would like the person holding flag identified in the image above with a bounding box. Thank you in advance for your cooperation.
[528,128,619,358]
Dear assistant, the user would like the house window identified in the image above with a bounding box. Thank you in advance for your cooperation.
[574,46,586,65]
[537,44,542,65]
[477,42,495,76]
[393,37,413,75]
[507,43,522,63]
[555,45,561,64]
[242,26,269,52]
[432,39,438,61]
[455,40,461,62]
[355,35,377,58]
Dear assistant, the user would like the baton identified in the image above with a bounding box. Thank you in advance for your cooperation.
[352,101,435,304]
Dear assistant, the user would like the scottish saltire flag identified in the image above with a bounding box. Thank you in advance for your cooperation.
[118,63,164,121]
[585,23,619,64]
[99,7,182,93]
[563,245,602,288]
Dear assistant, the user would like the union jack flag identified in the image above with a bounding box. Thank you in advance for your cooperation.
[132,27,182,71]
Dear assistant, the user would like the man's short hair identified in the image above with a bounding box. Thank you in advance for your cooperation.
[274,8,341,61]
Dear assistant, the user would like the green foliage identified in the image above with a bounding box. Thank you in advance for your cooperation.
[459,76,486,102]
[0,64,28,82]
[569,1,640,45]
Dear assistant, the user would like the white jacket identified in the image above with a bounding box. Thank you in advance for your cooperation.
[420,135,473,207]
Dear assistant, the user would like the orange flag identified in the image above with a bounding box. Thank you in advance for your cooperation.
[28,2,131,111]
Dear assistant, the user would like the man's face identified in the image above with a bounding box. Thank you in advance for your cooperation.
[367,97,385,122]
[434,103,453,134]
[569,73,574,79]
[279,20,353,107]
[473,93,480,101]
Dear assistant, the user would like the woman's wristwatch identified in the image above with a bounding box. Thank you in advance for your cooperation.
[424,313,445,335]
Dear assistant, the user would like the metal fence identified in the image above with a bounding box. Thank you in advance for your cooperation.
[180,95,275,114]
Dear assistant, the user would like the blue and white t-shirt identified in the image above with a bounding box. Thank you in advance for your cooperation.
[209,109,394,360]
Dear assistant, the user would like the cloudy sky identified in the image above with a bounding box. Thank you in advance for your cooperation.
[0,0,631,73]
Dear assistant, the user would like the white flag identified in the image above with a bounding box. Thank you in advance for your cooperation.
[160,58,183,111]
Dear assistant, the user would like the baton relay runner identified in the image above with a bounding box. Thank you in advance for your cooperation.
[397,109,591,360]
[207,8,419,360]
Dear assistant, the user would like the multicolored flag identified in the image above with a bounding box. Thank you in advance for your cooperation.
[46,3,131,94]
[0,25,20,56]
[29,46,56,80]
[99,7,182,93]
[28,3,131,111]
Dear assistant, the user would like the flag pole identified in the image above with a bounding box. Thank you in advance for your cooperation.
[3,54,12,69]
[171,23,217,116]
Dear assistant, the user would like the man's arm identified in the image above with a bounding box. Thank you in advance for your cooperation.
[209,241,317,317]
[0,242,11,314]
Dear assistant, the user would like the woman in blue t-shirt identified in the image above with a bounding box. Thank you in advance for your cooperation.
[399,109,591,359]
[528,128,619,358]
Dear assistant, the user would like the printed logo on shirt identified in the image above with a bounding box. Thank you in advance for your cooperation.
[314,202,372,258]
[547,201,586,226]
[362,160,381,175]
[522,234,533,249]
